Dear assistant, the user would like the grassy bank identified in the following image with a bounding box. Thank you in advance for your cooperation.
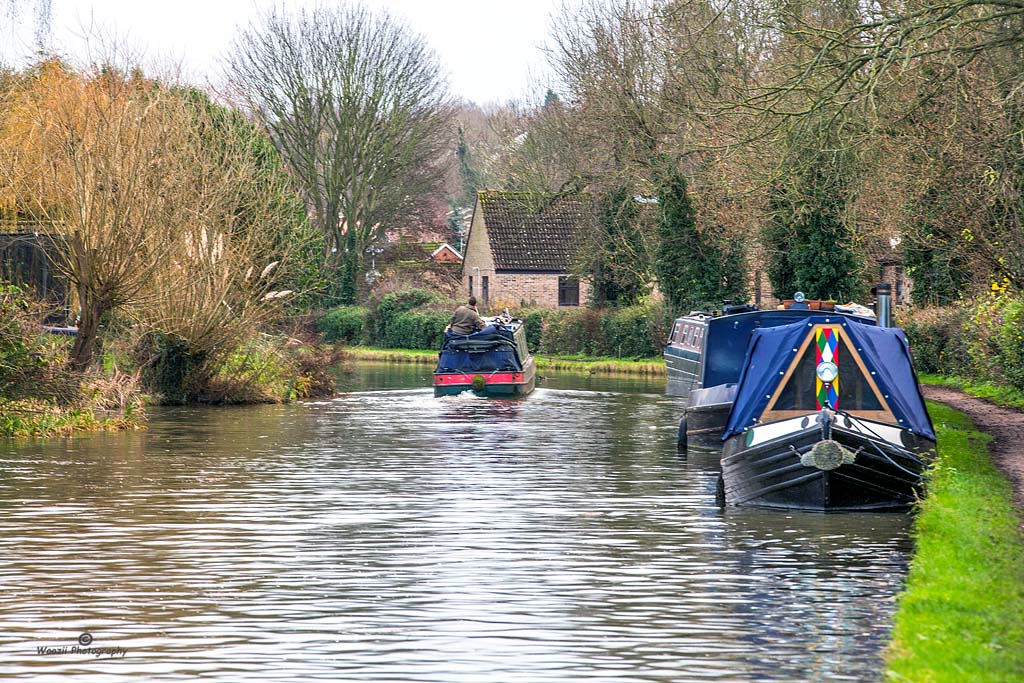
[919,372,1024,411]
[885,402,1024,682]
[343,346,665,376]
[0,399,143,438]
[535,355,664,376]
[343,346,438,364]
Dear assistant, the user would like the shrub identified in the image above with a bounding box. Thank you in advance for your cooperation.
[369,289,449,345]
[602,305,658,357]
[318,305,368,344]
[520,309,546,353]
[137,332,208,404]
[526,302,665,359]
[199,337,299,404]
[539,308,603,356]
[901,306,971,376]
[379,309,450,350]
[997,298,1024,391]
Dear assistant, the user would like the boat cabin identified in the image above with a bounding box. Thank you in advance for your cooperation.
[665,303,875,398]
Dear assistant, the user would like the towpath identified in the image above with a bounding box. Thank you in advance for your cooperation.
[923,385,1024,518]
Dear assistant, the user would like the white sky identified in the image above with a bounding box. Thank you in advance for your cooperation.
[1,0,577,105]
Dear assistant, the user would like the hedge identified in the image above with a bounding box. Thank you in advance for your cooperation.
[902,295,1024,392]
[317,305,368,344]
[318,290,669,359]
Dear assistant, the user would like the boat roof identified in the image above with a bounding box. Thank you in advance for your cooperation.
[673,306,876,328]
[723,316,935,441]
[671,307,876,388]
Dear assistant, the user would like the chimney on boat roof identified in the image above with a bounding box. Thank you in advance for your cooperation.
[873,283,892,328]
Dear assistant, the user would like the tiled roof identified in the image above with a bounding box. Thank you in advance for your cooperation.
[478,191,592,271]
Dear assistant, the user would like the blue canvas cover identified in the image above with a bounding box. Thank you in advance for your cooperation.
[436,325,523,373]
[723,317,935,441]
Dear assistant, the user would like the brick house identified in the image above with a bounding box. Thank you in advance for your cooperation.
[462,191,593,310]
[430,243,463,263]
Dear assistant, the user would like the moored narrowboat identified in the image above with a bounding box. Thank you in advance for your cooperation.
[666,297,876,448]
[433,314,536,397]
[718,316,935,511]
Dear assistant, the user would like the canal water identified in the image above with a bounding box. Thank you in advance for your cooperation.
[0,362,911,682]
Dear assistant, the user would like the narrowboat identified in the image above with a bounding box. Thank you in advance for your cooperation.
[666,296,876,448]
[433,314,536,397]
[718,316,935,511]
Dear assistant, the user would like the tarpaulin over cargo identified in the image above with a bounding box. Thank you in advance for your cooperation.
[436,325,523,373]
[724,317,934,441]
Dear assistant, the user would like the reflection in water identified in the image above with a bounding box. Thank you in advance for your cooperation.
[0,363,910,682]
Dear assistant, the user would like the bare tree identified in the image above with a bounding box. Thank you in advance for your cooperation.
[224,3,454,303]
[0,60,198,370]
[137,94,304,390]
[2,0,52,54]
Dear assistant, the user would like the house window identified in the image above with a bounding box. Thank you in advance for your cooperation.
[482,276,489,306]
[558,276,579,307]
[468,276,473,297]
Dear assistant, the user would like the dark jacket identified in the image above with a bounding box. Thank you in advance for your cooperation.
[449,305,485,335]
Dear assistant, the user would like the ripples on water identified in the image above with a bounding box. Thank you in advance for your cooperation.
[0,364,911,682]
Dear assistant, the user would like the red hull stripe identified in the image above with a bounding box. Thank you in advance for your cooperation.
[434,372,523,385]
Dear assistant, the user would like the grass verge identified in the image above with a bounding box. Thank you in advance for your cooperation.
[535,355,664,376]
[344,346,438,364]
[343,346,665,376]
[918,373,1024,411]
[885,401,1024,682]
[0,399,143,438]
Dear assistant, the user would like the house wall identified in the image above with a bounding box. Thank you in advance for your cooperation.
[461,205,496,300]
[486,273,592,311]
[462,198,592,310]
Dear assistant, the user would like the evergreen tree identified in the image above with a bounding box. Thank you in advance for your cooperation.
[766,156,863,301]
[591,187,648,306]
[903,189,971,305]
[654,163,746,313]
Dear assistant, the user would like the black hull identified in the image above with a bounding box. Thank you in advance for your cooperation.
[664,347,701,397]
[683,384,737,445]
[684,402,731,448]
[721,412,935,511]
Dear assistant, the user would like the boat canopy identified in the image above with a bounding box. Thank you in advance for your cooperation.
[436,322,529,374]
[701,308,874,388]
[723,316,935,441]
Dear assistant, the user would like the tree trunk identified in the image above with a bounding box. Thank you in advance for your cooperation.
[69,293,108,372]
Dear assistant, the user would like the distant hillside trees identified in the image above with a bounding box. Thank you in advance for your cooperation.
[225,4,454,304]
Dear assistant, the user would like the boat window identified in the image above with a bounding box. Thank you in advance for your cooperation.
[670,322,682,344]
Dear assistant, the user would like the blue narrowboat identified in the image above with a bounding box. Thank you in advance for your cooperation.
[719,316,935,510]
[434,314,536,397]
[665,297,876,447]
